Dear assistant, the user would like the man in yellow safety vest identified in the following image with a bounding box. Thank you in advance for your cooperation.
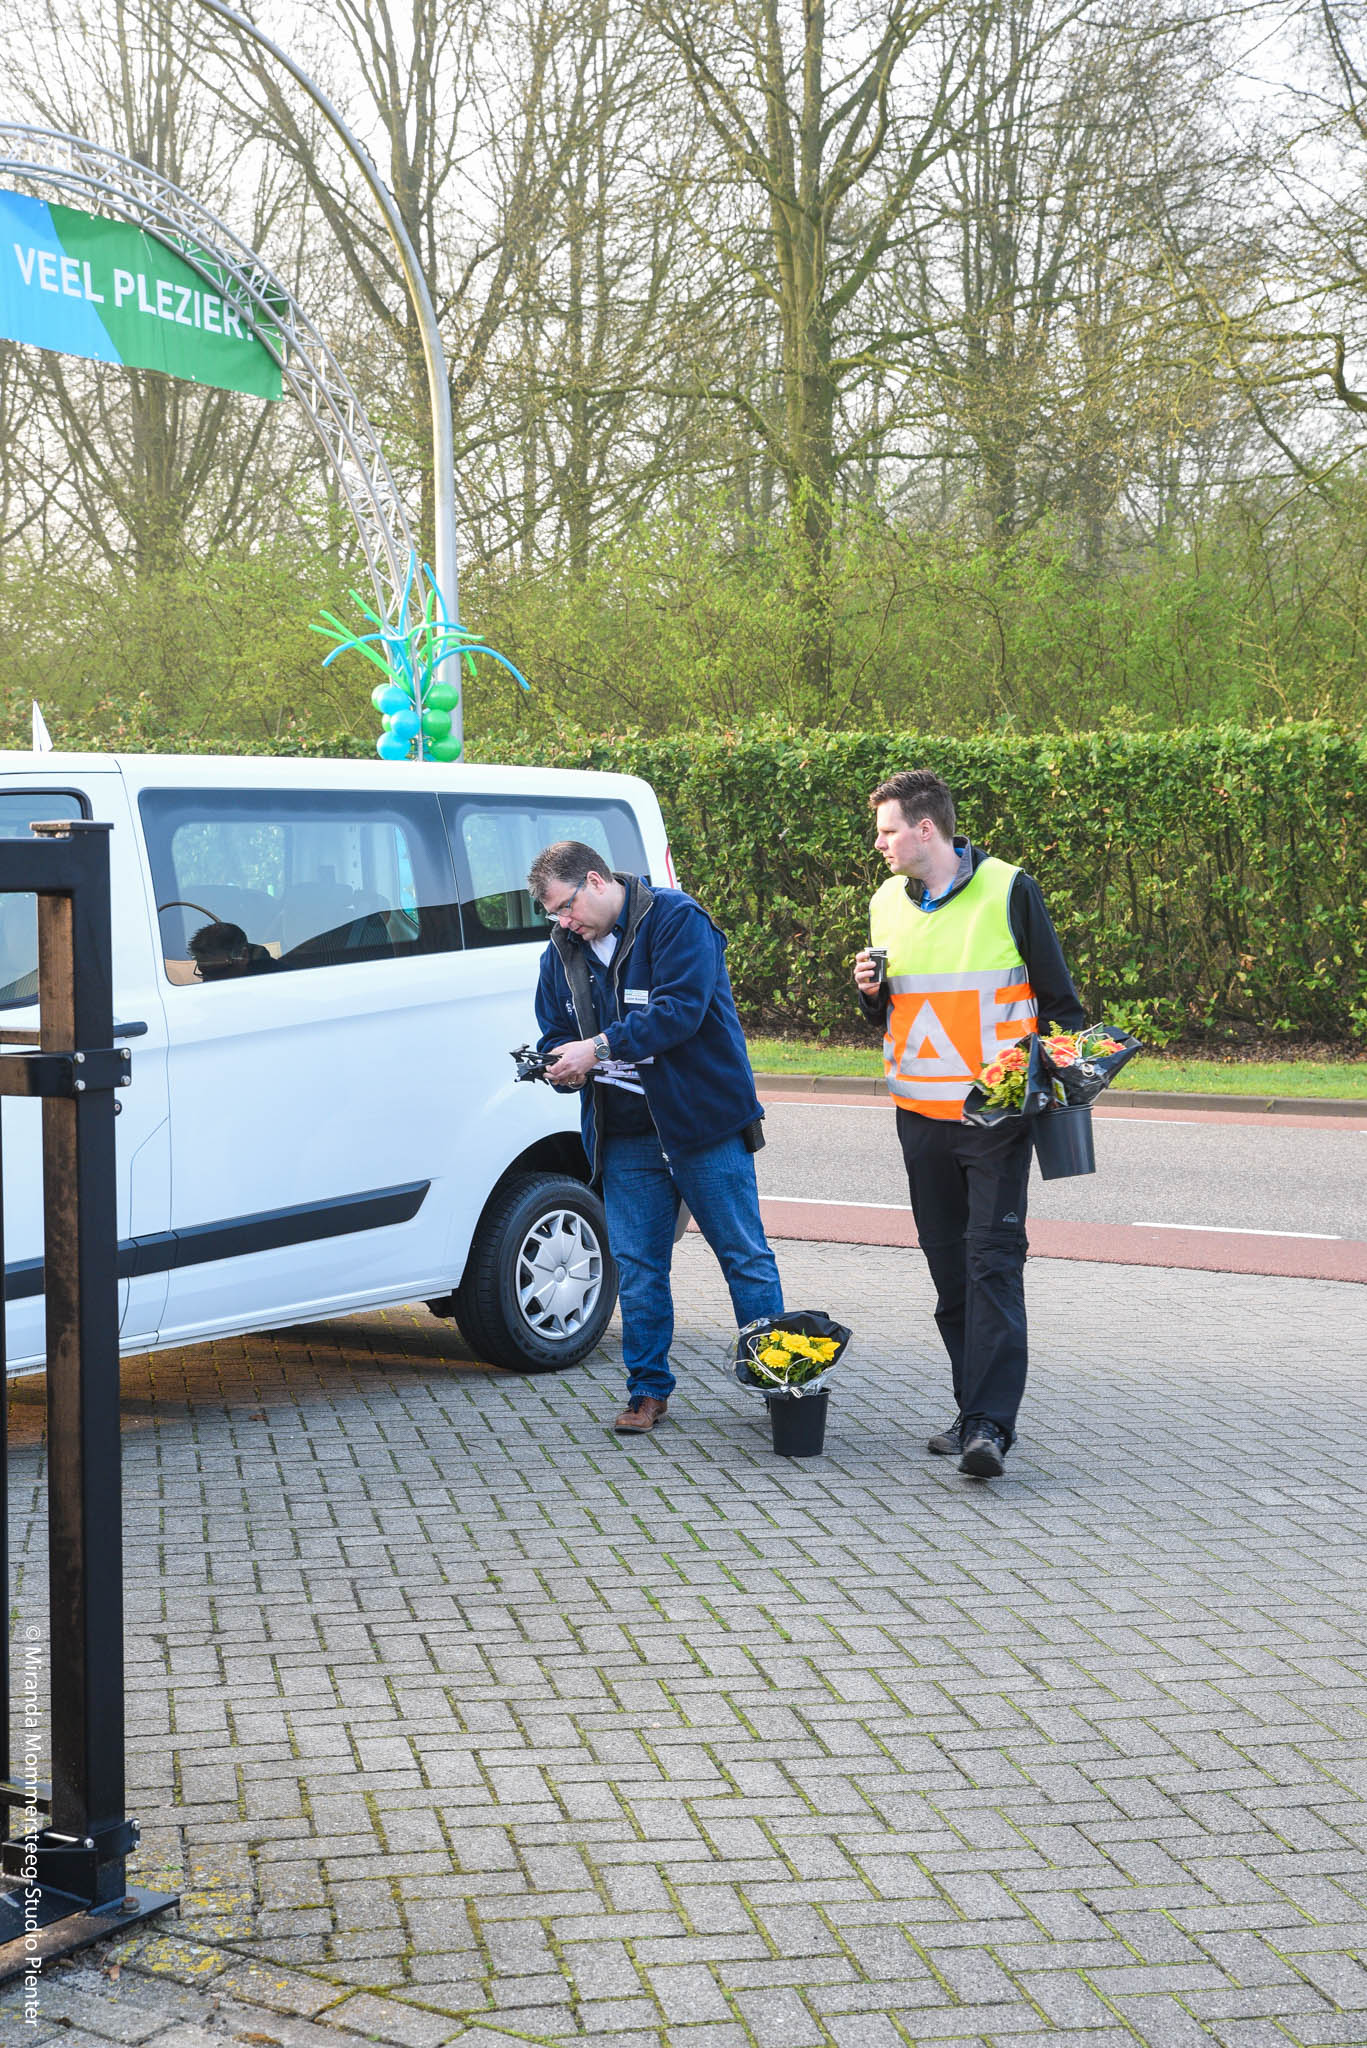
[853,769,1084,1478]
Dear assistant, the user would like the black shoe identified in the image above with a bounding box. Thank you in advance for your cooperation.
[958,1420,1008,1478]
[927,1416,964,1456]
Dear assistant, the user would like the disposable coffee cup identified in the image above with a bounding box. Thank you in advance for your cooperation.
[866,947,887,988]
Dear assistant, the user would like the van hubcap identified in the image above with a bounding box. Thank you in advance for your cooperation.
[516,1208,604,1340]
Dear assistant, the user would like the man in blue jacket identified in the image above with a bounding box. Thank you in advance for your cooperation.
[529,841,784,1434]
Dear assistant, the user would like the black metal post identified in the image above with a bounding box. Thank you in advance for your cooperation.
[0,821,176,1976]
[38,824,128,1908]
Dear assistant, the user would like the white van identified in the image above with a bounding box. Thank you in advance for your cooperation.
[0,753,674,1375]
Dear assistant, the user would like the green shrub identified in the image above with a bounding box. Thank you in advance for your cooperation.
[8,695,1359,1043]
[480,724,1367,1046]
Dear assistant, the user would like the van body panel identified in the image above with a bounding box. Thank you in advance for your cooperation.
[0,751,670,1372]
[0,768,171,1367]
[151,946,574,1338]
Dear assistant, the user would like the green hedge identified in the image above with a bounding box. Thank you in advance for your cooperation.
[480,725,1367,1045]
[24,709,1363,1043]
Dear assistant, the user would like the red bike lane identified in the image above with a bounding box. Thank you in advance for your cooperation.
[746,1093,1367,1283]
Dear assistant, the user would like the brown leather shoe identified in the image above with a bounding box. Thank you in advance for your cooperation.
[614,1395,669,1433]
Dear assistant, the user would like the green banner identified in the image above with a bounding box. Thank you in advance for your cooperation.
[0,188,282,399]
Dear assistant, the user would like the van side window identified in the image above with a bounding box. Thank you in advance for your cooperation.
[441,796,648,948]
[140,789,461,984]
[0,791,88,1006]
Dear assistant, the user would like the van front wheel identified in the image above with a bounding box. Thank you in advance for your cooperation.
[448,1173,617,1373]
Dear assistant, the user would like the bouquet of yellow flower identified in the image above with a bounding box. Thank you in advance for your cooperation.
[734,1309,853,1396]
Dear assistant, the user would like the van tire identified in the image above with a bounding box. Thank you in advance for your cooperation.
[453,1173,616,1373]
[447,1284,496,1365]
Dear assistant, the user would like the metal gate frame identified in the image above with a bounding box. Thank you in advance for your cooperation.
[0,820,177,1982]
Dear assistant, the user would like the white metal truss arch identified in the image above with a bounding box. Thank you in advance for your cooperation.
[0,122,419,627]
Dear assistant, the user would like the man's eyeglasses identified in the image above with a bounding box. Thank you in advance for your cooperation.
[539,878,588,924]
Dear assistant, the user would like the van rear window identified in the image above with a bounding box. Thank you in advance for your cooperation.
[0,791,88,1006]
[140,789,462,984]
[441,796,648,948]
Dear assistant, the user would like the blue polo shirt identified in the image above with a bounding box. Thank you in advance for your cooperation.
[912,836,975,911]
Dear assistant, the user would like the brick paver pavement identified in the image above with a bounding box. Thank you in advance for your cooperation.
[4,1238,1367,2048]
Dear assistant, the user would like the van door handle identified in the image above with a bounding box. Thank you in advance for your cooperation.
[112,1020,149,1039]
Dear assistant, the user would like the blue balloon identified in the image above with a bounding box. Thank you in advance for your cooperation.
[387,706,421,740]
[378,683,412,717]
[376,732,410,760]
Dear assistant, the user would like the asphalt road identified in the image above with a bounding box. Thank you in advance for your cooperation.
[753,1097,1367,1241]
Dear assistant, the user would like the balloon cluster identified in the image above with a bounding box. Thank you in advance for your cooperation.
[311,556,529,760]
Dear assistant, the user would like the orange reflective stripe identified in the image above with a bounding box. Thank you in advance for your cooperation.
[888,1091,962,1120]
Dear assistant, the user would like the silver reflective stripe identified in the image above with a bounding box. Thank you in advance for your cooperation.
[889,1076,975,1100]
[886,966,1029,994]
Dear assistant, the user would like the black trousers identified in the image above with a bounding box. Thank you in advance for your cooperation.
[896,1108,1032,1441]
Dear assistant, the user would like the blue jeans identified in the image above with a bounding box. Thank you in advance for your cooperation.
[600,1130,784,1399]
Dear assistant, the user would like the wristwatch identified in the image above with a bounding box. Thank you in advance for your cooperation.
[592,1033,610,1063]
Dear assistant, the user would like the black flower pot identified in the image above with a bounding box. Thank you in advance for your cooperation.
[766,1388,829,1458]
[1033,1103,1095,1179]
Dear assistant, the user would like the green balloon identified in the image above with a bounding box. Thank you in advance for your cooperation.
[420,706,452,739]
[426,681,460,712]
[428,735,462,762]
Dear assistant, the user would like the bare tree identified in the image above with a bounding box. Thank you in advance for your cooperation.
[634,0,1110,694]
[488,0,735,569]
[1269,0,1367,444]
[894,0,1236,547]
[202,0,593,574]
[0,343,72,556]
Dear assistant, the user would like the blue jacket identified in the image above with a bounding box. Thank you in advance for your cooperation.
[534,874,763,1178]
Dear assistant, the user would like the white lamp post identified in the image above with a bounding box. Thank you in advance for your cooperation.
[192,0,461,755]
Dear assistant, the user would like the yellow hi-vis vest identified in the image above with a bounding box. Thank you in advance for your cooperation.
[870,856,1037,1119]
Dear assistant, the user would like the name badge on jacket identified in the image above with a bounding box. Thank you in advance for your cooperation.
[624,988,649,1006]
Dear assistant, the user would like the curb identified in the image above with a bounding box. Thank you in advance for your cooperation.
[751,1071,1367,1119]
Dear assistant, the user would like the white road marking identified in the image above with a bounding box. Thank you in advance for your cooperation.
[761,1098,1367,1126]
[1132,1222,1342,1240]
[1099,1115,1200,1125]
[760,1096,888,1107]
[764,1100,1204,1125]
[765,1201,1345,1241]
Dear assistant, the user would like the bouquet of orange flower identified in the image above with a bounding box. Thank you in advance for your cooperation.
[962,1034,1053,1126]
[963,1021,1141,1126]
[973,1041,1034,1113]
[1035,1021,1142,1104]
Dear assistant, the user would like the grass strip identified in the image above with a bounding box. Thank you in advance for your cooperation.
[745,1036,1367,1099]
